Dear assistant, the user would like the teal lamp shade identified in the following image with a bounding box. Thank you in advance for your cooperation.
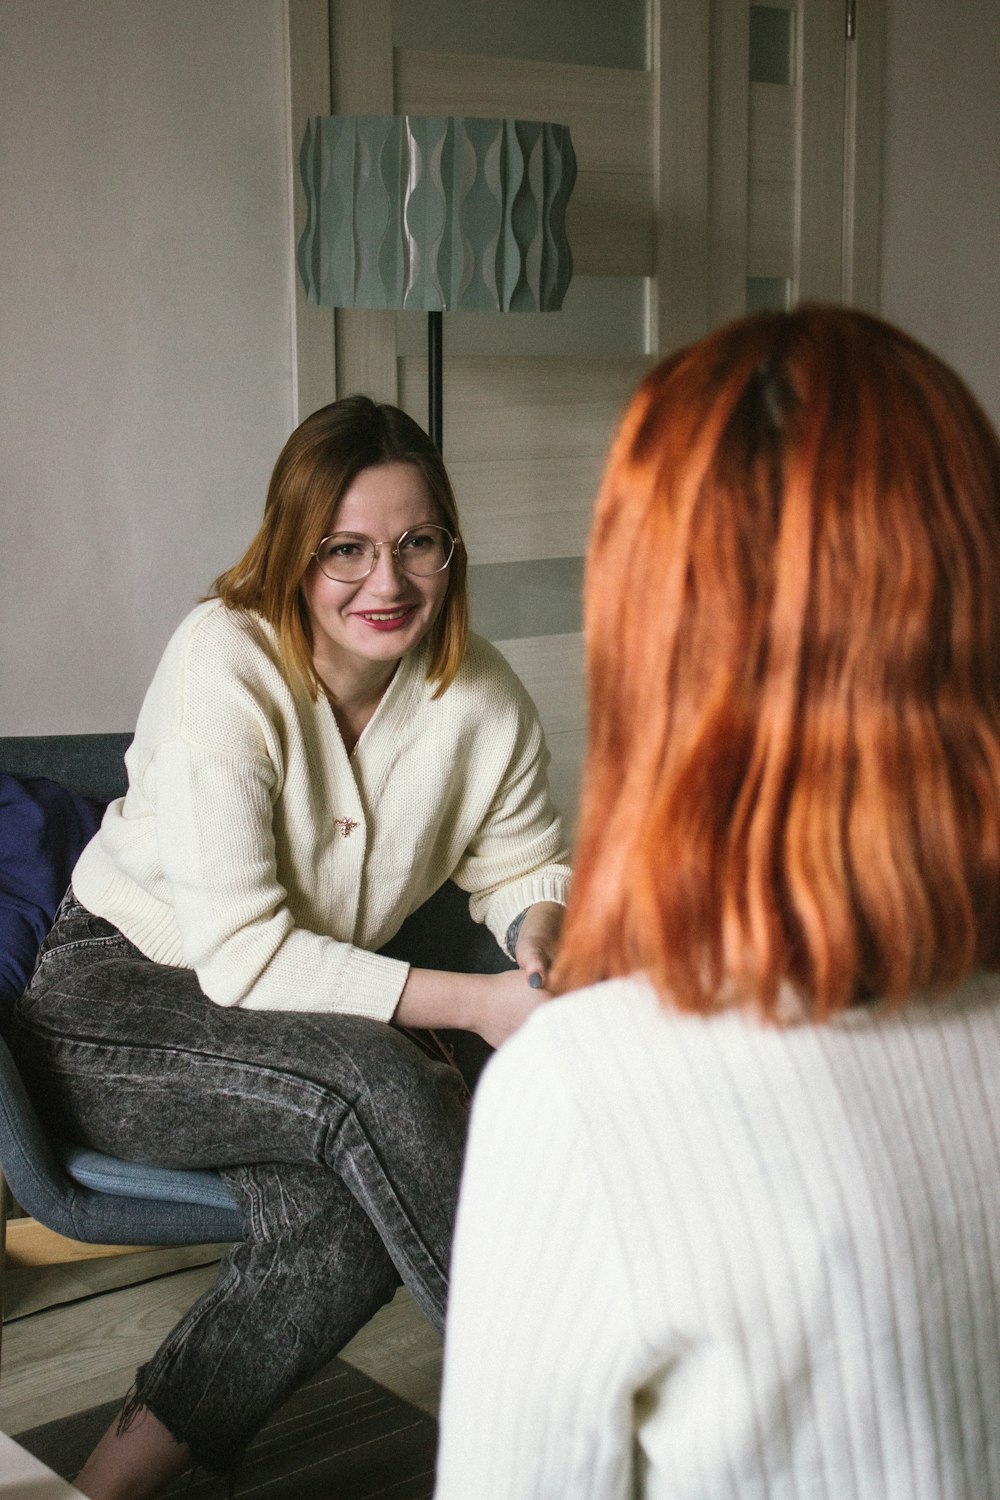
[297,114,577,315]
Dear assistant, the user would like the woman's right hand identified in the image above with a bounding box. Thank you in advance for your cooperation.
[466,969,553,1049]
[394,966,551,1048]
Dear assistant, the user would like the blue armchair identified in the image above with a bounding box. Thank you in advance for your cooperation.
[0,734,242,1378]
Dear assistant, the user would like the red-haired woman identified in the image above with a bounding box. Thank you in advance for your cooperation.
[12,396,568,1497]
[435,306,1000,1499]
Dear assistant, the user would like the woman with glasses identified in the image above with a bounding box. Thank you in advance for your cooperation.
[12,395,569,1498]
[434,306,1000,1499]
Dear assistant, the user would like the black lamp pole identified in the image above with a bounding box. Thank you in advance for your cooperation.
[428,309,443,453]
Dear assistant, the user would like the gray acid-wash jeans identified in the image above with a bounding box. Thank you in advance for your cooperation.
[10,891,469,1472]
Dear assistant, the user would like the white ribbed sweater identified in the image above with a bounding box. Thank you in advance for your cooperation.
[73,602,570,1018]
[436,972,1000,1499]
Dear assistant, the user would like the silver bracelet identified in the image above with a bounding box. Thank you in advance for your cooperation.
[504,907,530,961]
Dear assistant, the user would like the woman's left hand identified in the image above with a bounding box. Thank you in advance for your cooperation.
[514,901,565,991]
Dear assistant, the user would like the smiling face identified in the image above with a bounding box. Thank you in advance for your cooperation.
[301,461,451,701]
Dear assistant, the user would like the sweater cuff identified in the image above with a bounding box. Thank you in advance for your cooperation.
[332,946,411,1022]
[474,870,571,957]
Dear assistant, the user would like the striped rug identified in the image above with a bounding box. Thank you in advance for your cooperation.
[16,1358,437,1498]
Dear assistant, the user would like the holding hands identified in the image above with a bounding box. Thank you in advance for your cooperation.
[510,900,564,993]
[472,900,565,1049]
[394,901,565,1050]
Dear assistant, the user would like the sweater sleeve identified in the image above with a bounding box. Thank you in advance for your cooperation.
[447,655,571,945]
[434,1021,652,1500]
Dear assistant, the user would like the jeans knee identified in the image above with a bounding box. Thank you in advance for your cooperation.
[357,1028,468,1134]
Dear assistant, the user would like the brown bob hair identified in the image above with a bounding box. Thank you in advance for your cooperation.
[212,395,468,699]
[553,304,1000,1021]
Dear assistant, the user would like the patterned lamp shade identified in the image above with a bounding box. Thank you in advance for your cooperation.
[297,114,577,314]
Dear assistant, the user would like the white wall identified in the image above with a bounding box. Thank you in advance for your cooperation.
[879,0,1000,429]
[1,1,296,733]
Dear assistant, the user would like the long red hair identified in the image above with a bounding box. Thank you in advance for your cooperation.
[553,305,1000,1020]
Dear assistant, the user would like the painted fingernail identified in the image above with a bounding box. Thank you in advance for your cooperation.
[529,973,544,990]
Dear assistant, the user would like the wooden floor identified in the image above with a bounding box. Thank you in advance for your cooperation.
[0,1241,443,1438]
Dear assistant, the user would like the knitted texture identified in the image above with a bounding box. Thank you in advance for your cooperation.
[437,973,1000,1499]
[74,602,570,1018]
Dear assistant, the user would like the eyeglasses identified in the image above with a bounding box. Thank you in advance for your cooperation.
[313,525,459,583]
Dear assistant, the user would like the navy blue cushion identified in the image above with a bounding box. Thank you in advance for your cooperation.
[0,775,104,1027]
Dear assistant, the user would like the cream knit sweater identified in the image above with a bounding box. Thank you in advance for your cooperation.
[73,601,570,1019]
[437,972,1000,1499]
